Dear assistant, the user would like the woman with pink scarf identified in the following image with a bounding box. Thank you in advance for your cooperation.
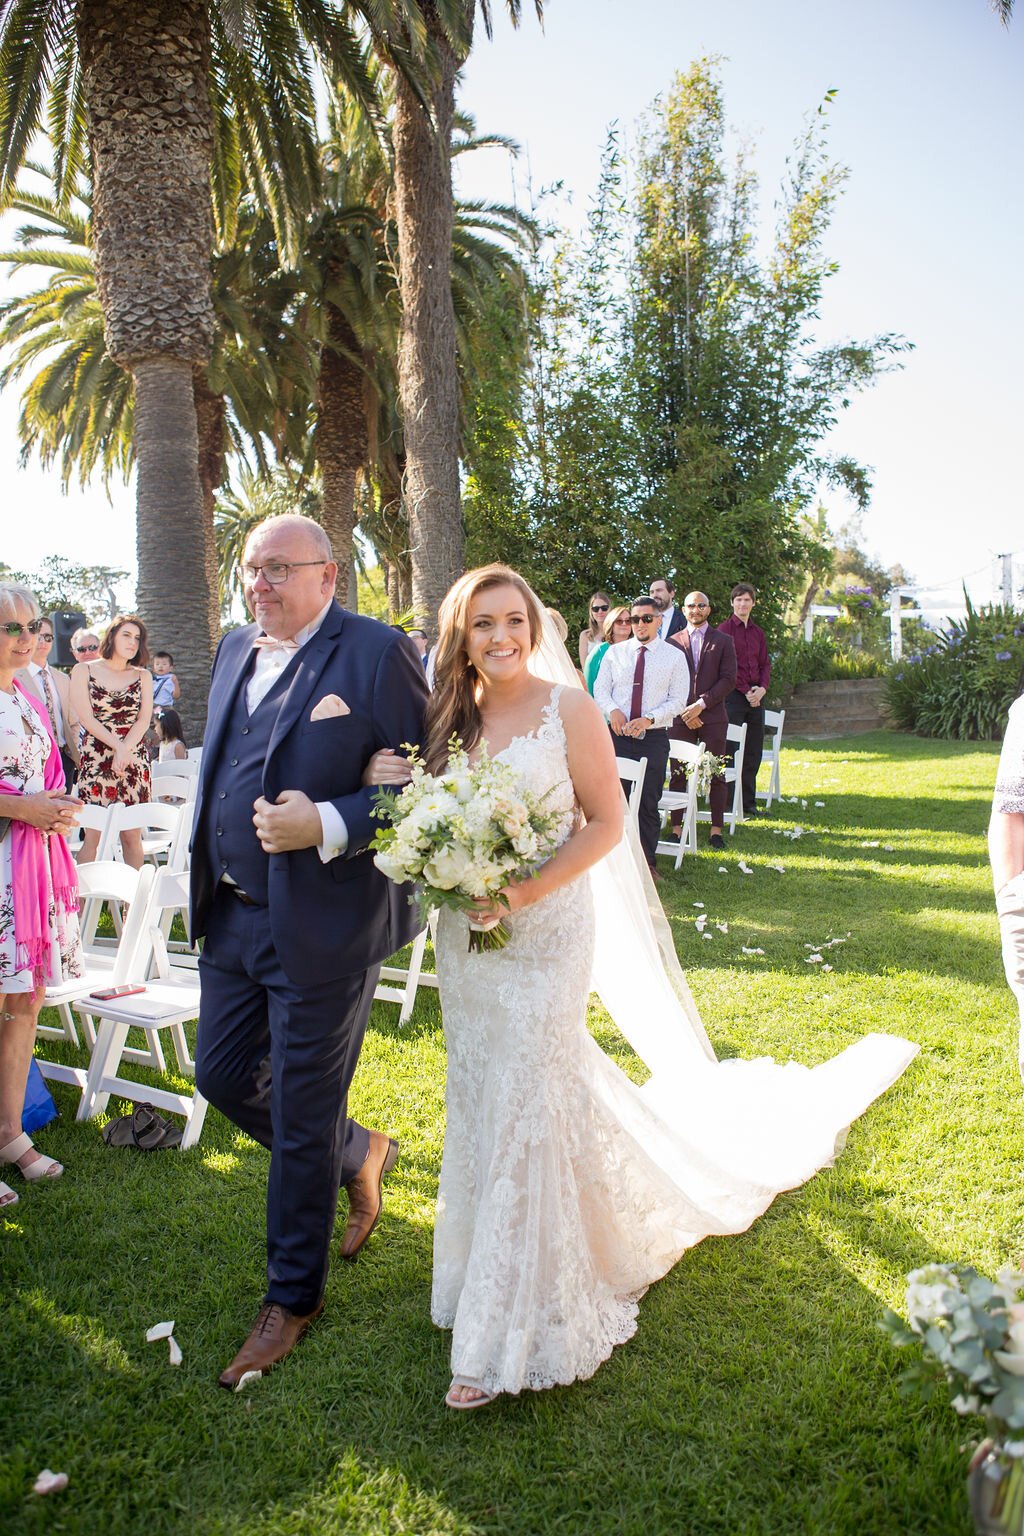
[0,583,83,1209]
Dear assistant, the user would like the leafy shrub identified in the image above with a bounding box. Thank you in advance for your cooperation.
[884,600,1024,740]
[774,633,885,693]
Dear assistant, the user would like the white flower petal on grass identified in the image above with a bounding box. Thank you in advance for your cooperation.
[694,914,707,932]
[146,1321,175,1342]
[741,946,765,955]
[769,863,785,874]
[738,861,753,875]
[860,840,880,848]
[235,1370,263,1393]
[716,922,729,933]
[814,801,825,807]
[718,866,728,873]
[33,1471,68,1496]
[801,799,808,808]
[692,902,705,909]
[168,1335,182,1367]
[821,964,833,973]
[702,933,714,941]
[883,844,895,852]
[805,953,824,964]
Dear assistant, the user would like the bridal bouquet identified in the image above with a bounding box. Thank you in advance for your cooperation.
[881,1262,1024,1449]
[370,740,565,951]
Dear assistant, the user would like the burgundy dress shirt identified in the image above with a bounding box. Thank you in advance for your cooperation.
[718,615,770,694]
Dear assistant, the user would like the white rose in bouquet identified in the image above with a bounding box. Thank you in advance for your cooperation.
[423,843,473,890]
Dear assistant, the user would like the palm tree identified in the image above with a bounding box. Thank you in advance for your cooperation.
[0,0,382,732]
[381,0,542,633]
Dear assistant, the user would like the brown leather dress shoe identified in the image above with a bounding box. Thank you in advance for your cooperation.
[339,1130,399,1261]
[217,1301,323,1389]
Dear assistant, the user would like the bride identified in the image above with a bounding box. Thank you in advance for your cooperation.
[368,564,918,1410]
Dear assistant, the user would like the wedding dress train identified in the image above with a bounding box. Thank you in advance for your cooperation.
[431,685,917,1398]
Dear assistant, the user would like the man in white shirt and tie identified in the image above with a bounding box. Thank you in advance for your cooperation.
[17,618,80,789]
[594,596,690,875]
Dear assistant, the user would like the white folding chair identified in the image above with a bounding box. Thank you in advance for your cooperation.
[656,740,704,868]
[109,800,185,866]
[757,708,785,810]
[36,861,156,1085]
[614,755,648,841]
[152,757,199,782]
[74,869,208,1150]
[696,722,747,835]
[67,802,118,861]
[374,922,438,1025]
[150,772,198,806]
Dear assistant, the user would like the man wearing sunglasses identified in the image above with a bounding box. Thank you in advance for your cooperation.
[667,592,737,850]
[190,513,429,1389]
[593,596,689,874]
[16,617,80,790]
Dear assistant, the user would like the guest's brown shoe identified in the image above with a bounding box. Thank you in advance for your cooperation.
[217,1301,323,1389]
[339,1130,399,1261]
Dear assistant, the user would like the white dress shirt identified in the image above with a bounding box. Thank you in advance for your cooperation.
[593,635,690,728]
[658,604,677,639]
[248,601,347,861]
[686,621,710,707]
[28,661,66,747]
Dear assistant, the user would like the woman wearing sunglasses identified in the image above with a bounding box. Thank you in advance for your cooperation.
[577,591,613,672]
[0,584,83,1208]
[582,604,632,695]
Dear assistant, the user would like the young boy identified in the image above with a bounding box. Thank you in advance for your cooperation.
[151,650,180,709]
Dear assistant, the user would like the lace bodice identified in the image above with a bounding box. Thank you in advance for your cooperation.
[490,685,578,850]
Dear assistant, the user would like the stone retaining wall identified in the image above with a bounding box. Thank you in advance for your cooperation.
[781,678,891,738]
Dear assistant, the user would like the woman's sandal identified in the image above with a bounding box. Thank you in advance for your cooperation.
[0,1180,18,1208]
[0,1132,63,1182]
[445,1378,498,1411]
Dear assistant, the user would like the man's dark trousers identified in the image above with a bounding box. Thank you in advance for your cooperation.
[613,727,670,869]
[725,691,765,817]
[196,888,378,1316]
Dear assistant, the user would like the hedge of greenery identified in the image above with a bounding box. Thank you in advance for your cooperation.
[885,601,1024,740]
[772,633,885,695]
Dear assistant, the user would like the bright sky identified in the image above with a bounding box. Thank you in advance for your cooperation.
[2,0,1021,619]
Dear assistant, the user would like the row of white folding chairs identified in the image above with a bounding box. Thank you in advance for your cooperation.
[36,862,208,1149]
[756,707,786,810]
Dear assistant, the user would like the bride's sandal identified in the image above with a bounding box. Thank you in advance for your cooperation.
[445,1378,497,1411]
[0,1180,18,1208]
[0,1132,63,1183]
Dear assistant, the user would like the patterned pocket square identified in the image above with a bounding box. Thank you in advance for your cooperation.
[310,694,351,721]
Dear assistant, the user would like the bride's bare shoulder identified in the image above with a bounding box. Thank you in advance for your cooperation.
[558,686,607,735]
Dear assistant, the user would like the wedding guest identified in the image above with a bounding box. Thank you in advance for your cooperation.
[405,628,430,669]
[151,650,180,709]
[989,692,1024,1084]
[0,583,82,1209]
[16,616,80,790]
[594,596,690,874]
[70,615,153,869]
[667,592,737,850]
[578,591,612,671]
[583,605,632,695]
[718,583,771,818]
[69,628,101,664]
[649,577,684,642]
[153,708,187,762]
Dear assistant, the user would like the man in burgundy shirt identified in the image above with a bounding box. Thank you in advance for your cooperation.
[718,582,771,818]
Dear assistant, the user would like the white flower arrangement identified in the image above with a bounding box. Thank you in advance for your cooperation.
[881,1263,1024,1453]
[687,751,729,800]
[370,738,566,951]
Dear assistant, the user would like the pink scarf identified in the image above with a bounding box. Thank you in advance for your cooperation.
[0,682,79,986]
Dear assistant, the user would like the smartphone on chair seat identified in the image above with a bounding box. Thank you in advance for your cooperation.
[88,984,147,1000]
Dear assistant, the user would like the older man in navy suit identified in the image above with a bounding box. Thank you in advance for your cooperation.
[190,514,429,1386]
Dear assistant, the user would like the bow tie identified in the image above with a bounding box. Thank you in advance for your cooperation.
[252,635,300,654]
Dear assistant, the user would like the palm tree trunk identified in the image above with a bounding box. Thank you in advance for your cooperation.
[316,302,368,608]
[78,0,216,730]
[391,11,465,636]
[193,368,226,644]
[134,357,214,742]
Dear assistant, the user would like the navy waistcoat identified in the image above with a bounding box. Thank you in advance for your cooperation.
[200,656,299,902]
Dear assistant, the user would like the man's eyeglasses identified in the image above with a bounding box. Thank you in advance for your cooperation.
[2,619,43,638]
[684,602,710,610]
[239,561,326,586]
[590,603,609,613]
[74,642,99,653]
[629,613,658,625]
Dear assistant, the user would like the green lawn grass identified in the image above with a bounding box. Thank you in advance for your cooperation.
[2,730,1019,1535]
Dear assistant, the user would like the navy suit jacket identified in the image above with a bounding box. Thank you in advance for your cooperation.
[669,627,737,729]
[190,603,430,985]
[660,606,686,643]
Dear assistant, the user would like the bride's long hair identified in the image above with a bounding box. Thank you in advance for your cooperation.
[424,563,546,772]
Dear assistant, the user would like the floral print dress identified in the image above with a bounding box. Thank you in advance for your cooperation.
[0,688,82,993]
[76,672,151,807]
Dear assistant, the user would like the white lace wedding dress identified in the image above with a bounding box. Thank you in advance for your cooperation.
[431,685,917,1398]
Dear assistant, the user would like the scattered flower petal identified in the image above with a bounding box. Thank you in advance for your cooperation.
[692,902,705,909]
[883,844,895,852]
[235,1370,263,1393]
[821,964,833,973]
[860,840,879,848]
[694,914,707,932]
[718,866,728,873]
[33,1471,68,1496]
[806,953,824,964]
[716,922,729,933]
[738,860,753,875]
[769,863,785,873]
[741,946,765,955]
[146,1321,175,1342]
[702,933,713,941]
[814,801,825,807]
[168,1335,182,1367]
